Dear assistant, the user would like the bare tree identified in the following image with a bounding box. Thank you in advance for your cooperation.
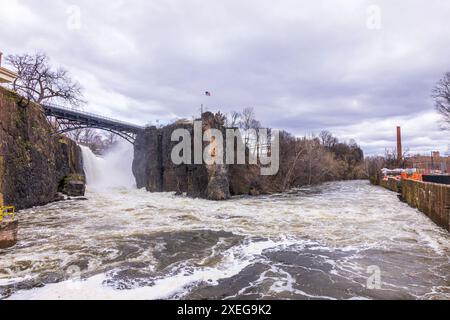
[251,118,262,158]
[226,111,241,128]
[66,129,84,143]
[67,128,120,154]
[104,131,119,147]
[319,130,338,148]
[239,107,257,147]
[239,108,255,130]
[365,156,386,185]
[6,52,85,107]
[432,72,450,127]
[77,128,105,154]
[282,140,305,191]
[266,129,365,192]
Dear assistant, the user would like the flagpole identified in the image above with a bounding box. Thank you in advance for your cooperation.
[201,91,210,117]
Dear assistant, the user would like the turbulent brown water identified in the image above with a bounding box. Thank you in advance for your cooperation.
[0,179,449,300]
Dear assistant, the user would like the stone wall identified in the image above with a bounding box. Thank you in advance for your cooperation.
[0,87,85,209]
[401,179,450,231]
[379,178,401,193]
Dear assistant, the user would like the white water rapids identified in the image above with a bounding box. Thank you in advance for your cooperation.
[0,144,449,300]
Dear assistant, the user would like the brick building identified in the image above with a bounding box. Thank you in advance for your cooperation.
[405,151,450,173]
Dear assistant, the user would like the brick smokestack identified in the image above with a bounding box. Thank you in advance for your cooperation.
[397,126,402,164]
[0,52,3,67]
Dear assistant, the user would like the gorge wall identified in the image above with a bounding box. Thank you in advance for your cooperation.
[0,87,85,210]
[133,112,261,200]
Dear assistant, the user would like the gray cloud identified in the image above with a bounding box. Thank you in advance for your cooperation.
[0,0,449,155]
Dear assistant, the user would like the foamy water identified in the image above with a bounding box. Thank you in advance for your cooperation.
[80,143,135,189]
[0,145,449,300]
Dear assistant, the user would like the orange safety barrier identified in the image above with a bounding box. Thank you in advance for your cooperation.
[400,172,423,181]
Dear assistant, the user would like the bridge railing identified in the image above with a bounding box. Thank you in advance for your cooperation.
[43,103,146,130]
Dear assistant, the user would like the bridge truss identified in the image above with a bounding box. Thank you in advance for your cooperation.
[42,104,145,145]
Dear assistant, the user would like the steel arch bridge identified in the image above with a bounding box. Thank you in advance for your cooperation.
[42,104,145,145]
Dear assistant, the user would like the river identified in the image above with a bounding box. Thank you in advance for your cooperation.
[0,144,449,300]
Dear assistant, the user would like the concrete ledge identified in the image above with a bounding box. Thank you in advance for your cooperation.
[0,220,18,249]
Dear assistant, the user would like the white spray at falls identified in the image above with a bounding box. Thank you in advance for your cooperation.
[80,141,136,189]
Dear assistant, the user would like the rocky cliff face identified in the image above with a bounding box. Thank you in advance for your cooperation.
[0,87,85,209]
[133,112,251,200]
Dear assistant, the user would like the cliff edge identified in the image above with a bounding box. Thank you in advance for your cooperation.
[0,87,85,209]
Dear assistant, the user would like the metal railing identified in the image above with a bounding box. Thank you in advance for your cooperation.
[0,206,15,222]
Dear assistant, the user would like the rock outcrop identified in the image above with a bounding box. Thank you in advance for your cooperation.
[0,87,85,209]
[61,174,86,197]
[0,220,18,249]
[133,112,253,200]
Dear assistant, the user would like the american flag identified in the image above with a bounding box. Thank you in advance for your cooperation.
[205,91,211,96]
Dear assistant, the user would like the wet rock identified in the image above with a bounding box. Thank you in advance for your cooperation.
[183,243,420,300]
[40,272,66,285]
[0,220,18,249]
[105,268,155,290]
[206,167,231,201]
[186,263,270,300]
[147,230,241,270]
[52,193,66,202]
[249,189,260,196]
[228,164,261,196]
[263,246,417,300]
[104,230,244,291]
[72,197,88,201]
[248,179,264,196]
[249,187,260,196]
[61,174,86,197]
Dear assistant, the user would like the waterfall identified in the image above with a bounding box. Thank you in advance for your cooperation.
[80,141,136,189]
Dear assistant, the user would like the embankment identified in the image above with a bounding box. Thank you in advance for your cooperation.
[401,179,450,232]
[0,87,85,209]
[379,178,450,231]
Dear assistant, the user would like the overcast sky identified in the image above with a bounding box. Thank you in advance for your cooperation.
[1,0,449,155]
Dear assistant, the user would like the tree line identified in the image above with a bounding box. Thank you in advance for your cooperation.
[223,108,366,191]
